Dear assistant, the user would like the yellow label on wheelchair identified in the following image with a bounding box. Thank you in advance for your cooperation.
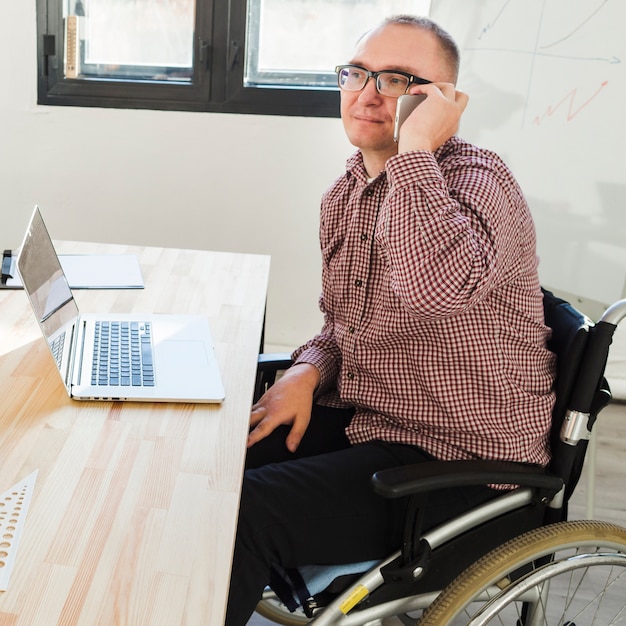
[338,584,369,614]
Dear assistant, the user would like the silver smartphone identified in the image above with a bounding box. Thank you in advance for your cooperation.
[393,94,427,142]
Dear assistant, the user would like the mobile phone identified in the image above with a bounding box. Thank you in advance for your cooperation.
[393,94,427,142]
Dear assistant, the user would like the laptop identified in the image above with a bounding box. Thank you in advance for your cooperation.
[16,206,225,403]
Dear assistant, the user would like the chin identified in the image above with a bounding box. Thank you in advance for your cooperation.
[352,135,395,155]
[347,127,390,152]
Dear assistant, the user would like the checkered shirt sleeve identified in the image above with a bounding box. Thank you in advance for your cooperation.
[292,137,556,466]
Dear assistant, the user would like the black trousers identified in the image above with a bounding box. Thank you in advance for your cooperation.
[225,404,496,626]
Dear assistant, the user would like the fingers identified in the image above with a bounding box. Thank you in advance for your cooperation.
[408,82,468,110]
[247,416,272,448]
[247,408,305,451]
[285,418,308,453]
[246,365,318,451]
[248,401,312,451]
[248,403,277,447]
[399,82,469,152]
[450,86,469,113]
[250,404,267,427]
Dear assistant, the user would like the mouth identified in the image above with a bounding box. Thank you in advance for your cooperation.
[353,114,385,124]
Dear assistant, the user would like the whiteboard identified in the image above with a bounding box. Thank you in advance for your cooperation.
[431,0,626,309]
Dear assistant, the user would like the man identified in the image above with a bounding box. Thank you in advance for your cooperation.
[226,15,555,625]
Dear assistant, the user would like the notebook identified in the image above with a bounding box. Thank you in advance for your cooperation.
[16,206,225,403]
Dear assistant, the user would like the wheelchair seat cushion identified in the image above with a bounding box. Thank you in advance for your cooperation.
[269,560,379,612]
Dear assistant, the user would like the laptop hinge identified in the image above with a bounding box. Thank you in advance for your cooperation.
[68,319,86,392]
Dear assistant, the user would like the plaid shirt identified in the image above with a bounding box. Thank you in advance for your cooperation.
[293,137,556,466]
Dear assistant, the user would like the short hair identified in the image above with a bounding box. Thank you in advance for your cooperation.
[380,15,460,82]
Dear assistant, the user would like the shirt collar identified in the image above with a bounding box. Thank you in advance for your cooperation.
[345,151,386,186]
[345,137,459,183]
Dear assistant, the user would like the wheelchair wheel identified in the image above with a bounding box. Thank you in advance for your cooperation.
[419,520,626,625]
[255,588,312,625]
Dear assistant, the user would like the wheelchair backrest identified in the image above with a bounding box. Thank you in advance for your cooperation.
[541,288,611,505]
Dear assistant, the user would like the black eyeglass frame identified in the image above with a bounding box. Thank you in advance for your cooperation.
[334,64,432,97]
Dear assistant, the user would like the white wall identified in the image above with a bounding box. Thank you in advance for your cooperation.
[4,2,625,377]
[430,0,626,311]
[1,1,354,352]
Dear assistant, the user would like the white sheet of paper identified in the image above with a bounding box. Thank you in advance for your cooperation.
[7,254,144,289]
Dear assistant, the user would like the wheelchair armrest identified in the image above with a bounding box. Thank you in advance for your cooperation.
[257,352,293,372]
[254,353,294,402]
[371,459,564,499]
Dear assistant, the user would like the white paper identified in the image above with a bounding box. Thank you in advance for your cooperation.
[6,254,144,289]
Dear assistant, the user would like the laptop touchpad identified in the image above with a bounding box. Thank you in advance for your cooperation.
[160,340,209,370]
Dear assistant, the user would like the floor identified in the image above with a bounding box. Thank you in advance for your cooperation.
[246,397,626,626]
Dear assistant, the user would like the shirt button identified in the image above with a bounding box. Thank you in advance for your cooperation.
[360,233,368,242]
[348,326,355,334]
[346,372,355,380]
[365,188,374,197]
[354,279,363,287]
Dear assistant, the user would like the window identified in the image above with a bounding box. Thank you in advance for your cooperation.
[63,0,196,82]
[37,0,431,117]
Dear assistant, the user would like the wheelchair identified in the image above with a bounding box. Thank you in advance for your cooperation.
[253,288,626,625]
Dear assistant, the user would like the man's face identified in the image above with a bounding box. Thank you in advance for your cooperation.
[340,24,450,164]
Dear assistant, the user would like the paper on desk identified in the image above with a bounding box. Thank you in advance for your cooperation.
[0,470,38,591]
[5,254,144,289]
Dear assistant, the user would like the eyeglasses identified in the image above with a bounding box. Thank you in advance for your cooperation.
[335,64,431,98]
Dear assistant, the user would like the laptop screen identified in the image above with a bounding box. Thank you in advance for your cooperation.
[17,207,80,344]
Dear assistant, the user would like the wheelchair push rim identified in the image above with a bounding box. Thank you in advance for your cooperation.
[419,520,626,626]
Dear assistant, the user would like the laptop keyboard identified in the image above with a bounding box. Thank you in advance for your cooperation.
[91,321,155,387]
[49,332,66,369]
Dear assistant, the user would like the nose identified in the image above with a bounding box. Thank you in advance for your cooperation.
[357,76,383,104]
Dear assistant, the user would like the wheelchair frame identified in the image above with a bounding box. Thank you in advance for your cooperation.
[254,290,626,625]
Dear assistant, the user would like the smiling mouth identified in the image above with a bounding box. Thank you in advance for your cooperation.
[354,115,384,124]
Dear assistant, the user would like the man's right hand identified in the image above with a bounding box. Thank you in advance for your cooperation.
[397,82,469,153]
[247,362,321,453]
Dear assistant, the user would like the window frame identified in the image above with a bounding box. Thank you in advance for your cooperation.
[36,0,341,117]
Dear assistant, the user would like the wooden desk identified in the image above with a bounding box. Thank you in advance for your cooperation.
[0,241,270,625]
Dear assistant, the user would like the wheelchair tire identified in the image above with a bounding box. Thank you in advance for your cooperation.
[418,519,626,625]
